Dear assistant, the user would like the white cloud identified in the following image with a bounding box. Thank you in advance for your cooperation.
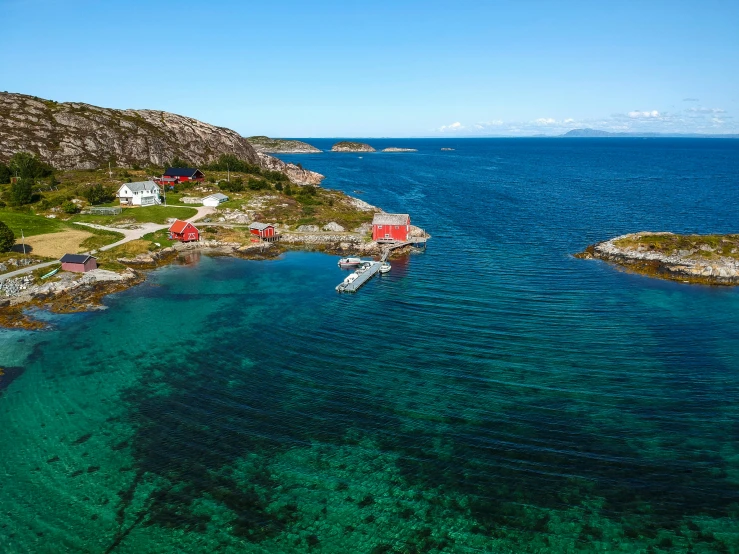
[683,98,699,102]
[628,110,661,118]
[534,117,557,125]
[438,121,464,132]
[564,118,575,124]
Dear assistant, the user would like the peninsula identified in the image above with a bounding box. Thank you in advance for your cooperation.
[576,232,739,285]
[0,94,430,328]
[331,141,376,152]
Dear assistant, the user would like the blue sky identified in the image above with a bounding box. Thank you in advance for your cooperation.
[1,0,738,136]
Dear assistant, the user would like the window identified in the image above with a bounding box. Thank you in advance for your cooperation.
[378,225,383,229]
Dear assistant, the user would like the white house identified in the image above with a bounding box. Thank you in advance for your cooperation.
[202,193,229,207]
[117,181,162,206]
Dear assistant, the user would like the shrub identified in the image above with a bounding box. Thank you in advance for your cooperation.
[83,183,115,205]
[0,220,14,252]
[220,178,244,193]
[62,201,79,214]
[275,182,283,191]
[10,177,33,205]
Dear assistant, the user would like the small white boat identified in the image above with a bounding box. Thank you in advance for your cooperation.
[343,273,359,285]
[379,262,391,274]
[338,257,362,267]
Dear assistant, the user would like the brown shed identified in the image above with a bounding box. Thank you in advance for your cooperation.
[60,254,97,273]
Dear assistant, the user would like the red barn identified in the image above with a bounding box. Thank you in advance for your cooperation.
[60,254,97,273]
[249,222,276,240]
[159,167,205,186]
[372,213,411,242]
[169,219,200,242]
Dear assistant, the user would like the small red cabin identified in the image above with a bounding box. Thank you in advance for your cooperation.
[60,253,97,273]
[158,167,205,186]
[169,219,200,242]
[372,213,411,242]
[249,222,276,240]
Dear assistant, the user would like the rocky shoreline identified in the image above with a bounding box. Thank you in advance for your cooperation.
[0,229,428,329]
[576,232,739,285]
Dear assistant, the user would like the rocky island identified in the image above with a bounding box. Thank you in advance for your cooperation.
[247,136,321,154]
[576,232,739,285]
[331,141,376,152]
[382,147,418,152]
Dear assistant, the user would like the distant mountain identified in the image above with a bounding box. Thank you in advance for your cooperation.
[561,128,739,138]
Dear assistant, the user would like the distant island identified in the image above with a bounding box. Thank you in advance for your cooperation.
[441,148,455,151]
[331,141,376,152]
[576,232,739,285]
[382,147,417,153]
[247,136,321,154]
[561,128,739,139]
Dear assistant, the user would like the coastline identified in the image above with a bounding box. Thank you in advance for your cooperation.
[576,232,739,285]
[0,232,421,330]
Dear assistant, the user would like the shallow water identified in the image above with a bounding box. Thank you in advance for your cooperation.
[2,138,739,553]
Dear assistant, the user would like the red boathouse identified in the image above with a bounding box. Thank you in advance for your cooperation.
[249,222,277,240]
[372,213,411,242]
[60,253,97,273]
[169,220,200,242]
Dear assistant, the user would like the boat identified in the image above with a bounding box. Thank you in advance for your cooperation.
[41,267,60,279]
[379,262,391,274]
[343,273,359,285]
[338,257,362,267]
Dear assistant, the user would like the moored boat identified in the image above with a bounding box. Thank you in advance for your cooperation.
[379,262,391,274]
[338,257,362,267]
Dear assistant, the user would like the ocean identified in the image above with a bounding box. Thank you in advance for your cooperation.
[1,138,739,553]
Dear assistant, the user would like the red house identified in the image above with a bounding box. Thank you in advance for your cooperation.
[249,222,276,240]
[372,213,411,242]
[169,219,200,242]
[158,167,205,186]
[60,254,97,273]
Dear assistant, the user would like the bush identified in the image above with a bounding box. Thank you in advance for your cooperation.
[275,182,283,192]
[82,183,115,205]
[62,201,79,214]
[284,184,293,196]
[10,177,33,205]
[220,178,244,193]
[0,220,14,252]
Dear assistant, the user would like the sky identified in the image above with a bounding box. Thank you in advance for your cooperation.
[1,0,738,137]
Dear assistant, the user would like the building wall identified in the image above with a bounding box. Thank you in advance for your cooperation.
[373,222,409,241]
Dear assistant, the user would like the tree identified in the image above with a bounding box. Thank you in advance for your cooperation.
[0,220,14,252]
[0,163,10,184]
[83,183,115,205]
[10,178,33,206]
[8,152,52,179]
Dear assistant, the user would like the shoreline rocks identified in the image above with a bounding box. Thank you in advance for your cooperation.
[576,232,739,285]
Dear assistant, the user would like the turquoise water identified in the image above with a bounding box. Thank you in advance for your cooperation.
[2,139,739,553]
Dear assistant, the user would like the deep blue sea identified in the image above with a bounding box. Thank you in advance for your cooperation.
[1,138,739,553]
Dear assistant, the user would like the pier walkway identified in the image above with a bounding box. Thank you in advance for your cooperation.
[336,262,381,293]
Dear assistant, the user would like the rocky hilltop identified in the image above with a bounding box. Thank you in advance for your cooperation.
[577,232,739,285]
[0,92,323,185]
[247,136,321,153]
[331,141,375,152]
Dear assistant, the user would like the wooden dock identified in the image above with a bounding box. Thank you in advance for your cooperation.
[336,262,382,293]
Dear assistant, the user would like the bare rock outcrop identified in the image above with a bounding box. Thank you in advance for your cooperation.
[577,232,739,285]
[331,141,375,152]
[0,92,323,186]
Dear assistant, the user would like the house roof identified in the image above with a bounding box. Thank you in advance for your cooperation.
[60,254,95,264]
[169,219,196,234]
[372,213,410,226]
[204,193,229,201]
[249,222,274,230]
[164,167,202,177]
[119,181,159,193]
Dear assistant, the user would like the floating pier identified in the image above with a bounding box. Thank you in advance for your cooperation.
[336,261,382,293]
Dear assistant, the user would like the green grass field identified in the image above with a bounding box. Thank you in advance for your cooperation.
[0,209,66,237]
[71,205,197,225]
[142,228,176,248]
